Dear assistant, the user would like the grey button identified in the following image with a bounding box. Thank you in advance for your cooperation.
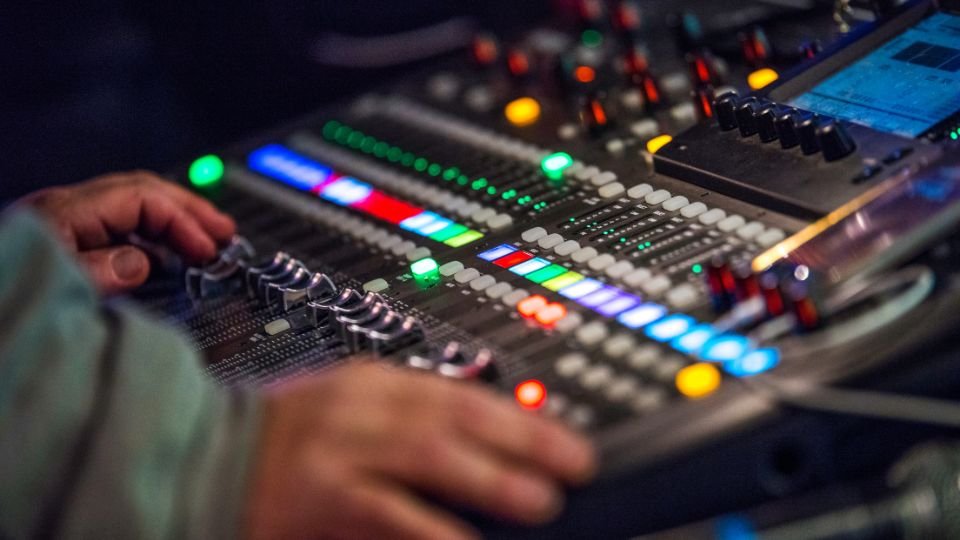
[627,183,654,199]
[599,182,626,199]
[622,267,653,289]
[645,189,672,205]
[554,240,581,256]
[487,213,514,231]
[737,221,765,240]
[454,268,481,284]
[680,202,708,218]
[662,196,690,212]
[591,171,618,186]
[605,376,640,402]
[627,345,662,371]
[521,227,548,243]
[630,119,659,139]
[538,233,564,250]
[391,240,416,257]
[554,311,583,334]
[642,275,672,296]
[555,353,590,378]
[605,260,635,279]
[666,283,700,309]
[588,254,617,271]
[484,282,513,299]
[603,334,636,358]
[264,319,292,336]
[756,228,786,247]
[698,208,727,225]
[576,321,609,347]
[717,215,747,232]
[502,289,530,307]
[632,388,668,414]
[362,278,389,293]
[405,246,432,262]
[580,365,614,390]
[471,208,497,224]
[571,247,599,263]
[469,275,496,291]
[438,261,464,277]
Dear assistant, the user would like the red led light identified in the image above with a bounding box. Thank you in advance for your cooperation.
[472,35,499,65]
[535,303,567,326]
[624,49,649,74]
[515,380,547,409]
[351,191,424,224]
[699,93,714,119]
[508,51,530,77]
[641,75,660,104]
[591,100,608,126]
[694,57,710,83]
[517,295,548,318]
[574,66,596,84]
[493,250,534,268]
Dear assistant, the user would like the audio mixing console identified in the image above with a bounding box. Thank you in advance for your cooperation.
[133,0,960,536]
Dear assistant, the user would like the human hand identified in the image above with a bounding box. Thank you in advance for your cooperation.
[246,362,597,540]
[17,171,235,294]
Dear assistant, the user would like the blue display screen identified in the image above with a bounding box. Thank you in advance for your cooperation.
[790,13,960,137]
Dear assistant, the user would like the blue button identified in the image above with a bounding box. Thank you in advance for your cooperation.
[478,244,517,261]
[671,325,716,355]
[595,294,641,317]
[577,286,620,308]
[724,348,779,377]
[645,314,695,342]
[559,279,604,300]
[617,303,667,329]
[701,334,752,363]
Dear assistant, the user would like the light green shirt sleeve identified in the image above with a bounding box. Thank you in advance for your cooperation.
[0,210,262,539]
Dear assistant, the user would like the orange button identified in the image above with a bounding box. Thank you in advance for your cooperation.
[515,380,547,409]
[535,303,567,326]
[517,295,548,317]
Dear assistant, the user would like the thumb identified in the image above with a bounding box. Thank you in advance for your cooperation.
[78,246,151,295]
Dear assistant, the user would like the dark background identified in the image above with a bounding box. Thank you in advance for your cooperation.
[0,1,550,200]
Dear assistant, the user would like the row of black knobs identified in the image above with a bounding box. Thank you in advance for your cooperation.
[714,92,858,162]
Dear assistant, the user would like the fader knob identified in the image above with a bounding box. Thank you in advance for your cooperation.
[775,109,801,149]
[756,104,780,143]
[714,92,739,131]
[816,119,857,162]
[797,115,821,155]
[735,98,760,137]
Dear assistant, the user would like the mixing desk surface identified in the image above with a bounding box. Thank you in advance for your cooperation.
[132,0,960,536]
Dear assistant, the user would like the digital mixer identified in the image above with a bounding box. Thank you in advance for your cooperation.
[130,0,960,536]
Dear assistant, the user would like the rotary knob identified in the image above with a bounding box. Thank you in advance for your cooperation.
[735,98,760,137]
[816,119,858,162]
[714,91,739,131]
[775,109,801,149]
[756,104,780,143]
[797,114,821,155]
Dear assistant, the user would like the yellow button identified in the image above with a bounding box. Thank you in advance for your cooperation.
[505,97,542,127]
[748,68,779,90]
[676,363,721,399]
[646,134,673,154]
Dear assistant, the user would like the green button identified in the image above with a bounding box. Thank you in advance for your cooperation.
[525,264,569,284]
[429,223,469,242]
[444,230,484,247]
[410,257,440,287]
[541,271,584,291]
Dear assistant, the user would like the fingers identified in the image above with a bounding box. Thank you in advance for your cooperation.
[339,482,480,540]
[135,191,220,262]
[77,246,151,294]
[153,180,236,243]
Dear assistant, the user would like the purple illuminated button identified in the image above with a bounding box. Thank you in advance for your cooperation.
[595,294,641,317]
[578,286,620,308]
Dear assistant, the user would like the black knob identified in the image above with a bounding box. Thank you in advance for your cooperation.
[775,109,801,149]
[735,98,760,137]
[714,92,739,131]
[797,114,821,155]
[756,104,780,143]
[817,120,858,162]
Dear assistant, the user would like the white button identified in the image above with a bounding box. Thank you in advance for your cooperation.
[654,358,685,382]
[599,182,626,199]
[564,161,585,178]
[487,213,514,231]
[662,196,690,212]
[698,208,727,225]
[558,123,579,140]
[717,215,746,232]
[485,282,513,299]
[737,221,765,240]
[591,171,618,186]
[632,389,667,414]
[680,202,708,218]
[571,247,599,263]
[576,321,609,346]
[621,89,644,111]
[603,334,636,358]
[606,376,640,402]
[756,228,786,247]
[368,229,389,245]
[567,405,594,429]
[661,71,691,98]
[545,393,570,416]
[630,119,659,139]
[469,275,496,291]
[606,139,625,155]
[628,345,662,371]
[457,202,481,219]
[642,275,672,296]
[471,208,496,224]
[379,234,403,250]
[622,267,653,289]
[465,86,494,112]
[502,289,530,307]
[588,254,616,271]
[580,365,614,390]
[391,241,416,257]
[554,312,583,334]
[666,283,700,309]
[454,268,480,284]
[362,278,389,293]
[538,233,564,250]
[555,353,589,378]
[645,189,671,205]
[575,165,600,182]
[627,183,654,199]
[438,261,464,277]
[554,240,581,256]
[605,260,634,279]
[264,319,291,336]
[521,227,548,243]
[405,247,432,262]
[670,102,697,125]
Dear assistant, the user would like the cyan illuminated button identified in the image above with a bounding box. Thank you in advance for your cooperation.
[724,348,780,377]
[616,303,667,329]
[671,324,716,354]
[701,334,752,363]
[645,314,695,342]
[578,287,620,308]
[595,294,641,317]
[400,212,441,233]
[321,178,373,205]
[559,279,604,300]
[510,258,551,276]
[479,244,517,261]
[419,217,455,236]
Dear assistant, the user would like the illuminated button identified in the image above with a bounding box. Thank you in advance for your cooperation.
[405,247,432,262]
[587,254,616,271]
[701,335,751,363]
[485,281,513,299]
[603,334,636,358]
[391,240,417,257]
[717,215,746,232]
[487,213,514,231]
[189,155,225,188]
[591,171,618,187]
[470,275,497,291]
[580,365,614,390]
[517,295,548,317]
[617,303,667,329]
[471,208,497,224]
[555,353,589,378]
[515,379,547,409]
[571,247,599,263]
[630,119,659,139]
[599,182,626,199]
[535,303,567,326]
[646,135,673,154]
[400,212,440,233]
[628,344,662,370]
[493,250,534,268]
[526,264,569,284]
[479,244,517,262]
[411,257,441,286]
[510,258,551,276]
[264,318,292,336]
[748,67,779,90]
[554,311,583,334]
[521,227,548,243]
[541,152,574,180]
[606,376,640,402]
[505,97,542,127]
[676,363,721,399]
[362,278,389,293]
[666,283,700,310]
[662,196,690,212]
[538,233,564,250]
[559,278,604,300]
[576,321,609,346]
[542,271,584,292]
[725,348,780,377]
[756,228,786,247]
[605,260,634,280]
[454,268,481,284]
[444,230,484,247]
[680,202,708,218]
[502,289,530,307]
[554,240,581,256]
[596,294,640,317]
[627,183,654,200]
[671,324,716,354]
[645,314,695,342]
[578,287,620,308]
[645,189,671,205]
[737,221,765,241]
[698,208,727,225]
[642,275,672,296]
[438,261,464,277]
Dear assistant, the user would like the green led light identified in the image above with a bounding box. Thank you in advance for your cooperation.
[411,257,440,287]
[952,132,959,140]
[582,29,603,48]
[443,168,459,181]
[692,264,703,274]
[541,271,584,291]
[322,120,341,139]
[428,164,443,176]
[188,155,225,188]
[486,186,497,195]
[444,230,484,247]
[429,223,469,242]
[541,152,574,180]
[360,137,377,153]
[414,158,429,171]
[387,147,403,162]
[347,131,365,148]
[502,189,518,200]
[334,126,352,143]
[526,264,569,284]
[401,153,416,167]
[457,175,470,186]
[373,142,390,157]
[471,178,488,190]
